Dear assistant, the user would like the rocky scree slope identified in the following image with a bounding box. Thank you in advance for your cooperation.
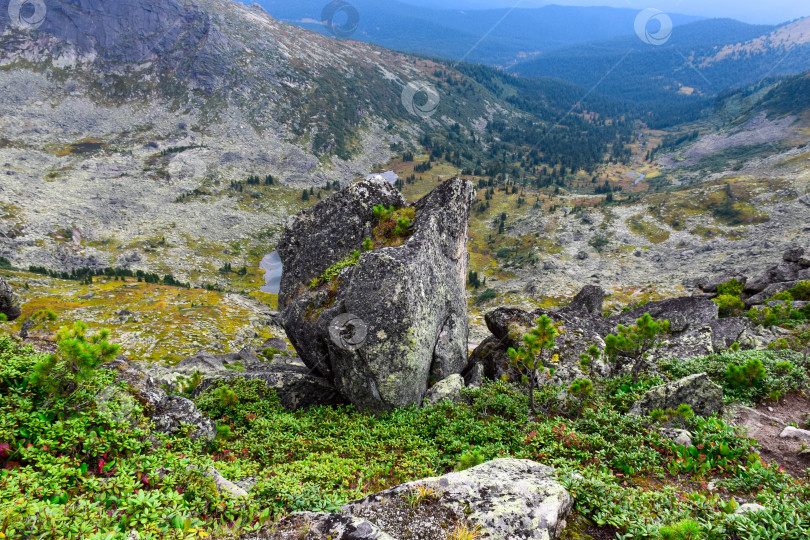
[278,177,475,413]
[0,0,512,279]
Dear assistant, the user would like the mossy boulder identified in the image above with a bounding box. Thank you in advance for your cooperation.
[0,277,21,321]
[628,373,723,417]
[342,458,572,539]
[278,178,475,413]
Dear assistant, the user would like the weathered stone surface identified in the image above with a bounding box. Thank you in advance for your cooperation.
[102,356,215,440]
[629,373,723,417]
[0,277,21,321]
[422,374,464,406]
[469,286,752,387]
[557,285,604,317]
[779,426,810,442]
[152,396,216,441]
[279,178,475,413]
[615,296,719,332]
[192,364,346,411]
[735,503,766,515]
[658,428,693,447]
[277,179,406,309]
[343,459,572,540]
[242,512,394,540]
[201,467,248,498]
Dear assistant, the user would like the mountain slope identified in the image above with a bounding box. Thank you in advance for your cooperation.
[0,0,630,284]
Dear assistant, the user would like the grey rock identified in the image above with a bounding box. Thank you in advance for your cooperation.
[343,458,572,540]
[277,178,406,310]
[558,284,604,317]
[779,426,810,442]
[152,396,216,441]
[422,374,464,406]
[615,296,719,332]
[658,428,693,447]
[462,362,484,388]
[0,277,21,321]
[242,512,394,540]
[192,364,346,411]
[102,356,215,440]
[708,318,750,351]
[200,467,248,498]
[735,503,766,515]
[782,247,806,263]
[696,272,747,294]
[745,281,799,307]
[577,250,589,260]
[629,373,723,417]
[279,178,475,413]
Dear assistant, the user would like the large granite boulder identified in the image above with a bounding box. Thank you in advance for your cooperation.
[628,373,724,417]
[0,277,21,321]
[279,178,476,413]
[342,458,572,540]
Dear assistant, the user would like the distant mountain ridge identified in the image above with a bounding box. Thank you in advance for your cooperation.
[509,16,810,126]
[245,0,703,66]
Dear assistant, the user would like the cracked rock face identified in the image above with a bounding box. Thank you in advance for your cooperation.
[278,178,475,413]
[0,277,21,321]
[628,373,724,417]
[343,458,572,540]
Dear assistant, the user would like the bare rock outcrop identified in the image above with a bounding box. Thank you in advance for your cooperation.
[278,178,475,413]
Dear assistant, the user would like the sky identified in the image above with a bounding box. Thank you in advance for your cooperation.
[400,0,810,25]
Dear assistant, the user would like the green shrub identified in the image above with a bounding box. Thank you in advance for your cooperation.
[660,350,808,404]
[474,288,497,304]
[788,280,810,301]
[726,358,766,390]
[714,294,745,317]
[717,278,744,297]
[507,315,557,414]
[605,313,670,382]
[30,321,118,397]
[455,449,485,471]
[658,518,703,539]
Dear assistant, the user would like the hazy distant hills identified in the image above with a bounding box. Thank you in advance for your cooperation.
[246,0,702,66]
[508,17,810,126]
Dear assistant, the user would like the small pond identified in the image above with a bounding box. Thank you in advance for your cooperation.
[259,251,283,294]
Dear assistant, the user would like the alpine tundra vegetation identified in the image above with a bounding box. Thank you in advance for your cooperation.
[1,0,810,538]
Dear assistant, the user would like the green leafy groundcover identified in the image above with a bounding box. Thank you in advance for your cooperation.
[0,334,808,539]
